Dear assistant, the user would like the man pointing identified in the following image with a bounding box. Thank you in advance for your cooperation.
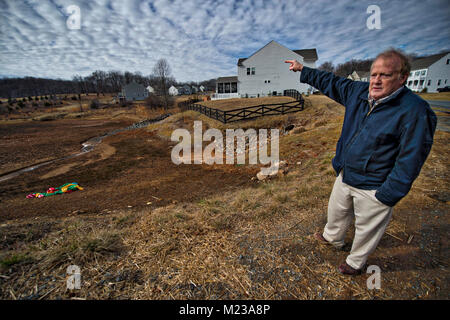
[285,49,436,275]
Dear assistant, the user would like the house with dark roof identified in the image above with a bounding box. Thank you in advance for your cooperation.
[213,40,318,100]
[237,40,318,97]
[406,52,450,92]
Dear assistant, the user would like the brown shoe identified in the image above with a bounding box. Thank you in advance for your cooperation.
[314,232,330,245]
[338,262,363,275]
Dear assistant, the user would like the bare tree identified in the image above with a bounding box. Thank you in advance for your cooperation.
[318,61,335,73]
[72,75,84,112]
[152,58,171,110]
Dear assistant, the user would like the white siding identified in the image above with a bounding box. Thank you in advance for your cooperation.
[406,53,450,93]
[238,41,316,97]
[425,53,450,93]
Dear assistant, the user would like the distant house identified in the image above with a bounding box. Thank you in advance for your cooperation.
[168,85,179,96]
[178,85,192,95]
[191,86,199,94]
[199,85,205,92]
[120,82,148,101]
[347,70,370,82]
[406,52,450,93]
[146,85,155,94]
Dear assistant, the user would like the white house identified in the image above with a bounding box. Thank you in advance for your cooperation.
[168,85,179,96]
[406,52,450,93]
[199,85,205,92]
[237,40,318,98]
[146,85,154,94]
[212,41,318,100]
[347,70,370,82]
[119,82,148,101]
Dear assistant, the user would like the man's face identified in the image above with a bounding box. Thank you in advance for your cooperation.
[369,57,407,100]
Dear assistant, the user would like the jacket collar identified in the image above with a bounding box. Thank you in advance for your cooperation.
[359,86,407,104]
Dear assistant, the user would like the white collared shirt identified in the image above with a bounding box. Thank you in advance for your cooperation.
[368,86,404,112]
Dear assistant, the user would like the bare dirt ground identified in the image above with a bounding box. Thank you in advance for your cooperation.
[0,97,448,300]
[0,117,258,222]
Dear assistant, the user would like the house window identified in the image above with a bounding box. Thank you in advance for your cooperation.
[438,80,441,86]
[264,80,267,83]
[251,67,255,75]
[231,83,237,93]
[447,59,449,64]
[410,72,413,77]
[421,70,426,76]
[445,79,448,84]
[408,81,412,86]
[247,68,250,75]
[268,80,270,83]
[427,80,431,86]
[415,71,420,76]
[225,83,230,93]
[218,83,224,93]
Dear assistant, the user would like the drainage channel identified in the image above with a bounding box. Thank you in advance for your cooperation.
[0,114,171,183]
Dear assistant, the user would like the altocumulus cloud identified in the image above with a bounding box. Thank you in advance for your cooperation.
[0,0,449,82]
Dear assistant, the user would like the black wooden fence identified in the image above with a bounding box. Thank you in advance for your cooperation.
[179,89,305,123]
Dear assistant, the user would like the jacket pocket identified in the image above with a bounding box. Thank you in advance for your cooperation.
[346,152,373,174]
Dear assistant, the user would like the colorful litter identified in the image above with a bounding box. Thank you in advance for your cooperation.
[26,182,84,199]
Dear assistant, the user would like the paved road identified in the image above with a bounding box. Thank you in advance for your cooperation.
[426,100,450,132]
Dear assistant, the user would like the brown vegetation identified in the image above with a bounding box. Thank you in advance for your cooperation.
[0,95,448,300]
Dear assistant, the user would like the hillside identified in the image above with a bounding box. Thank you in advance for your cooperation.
[0,95,448,300]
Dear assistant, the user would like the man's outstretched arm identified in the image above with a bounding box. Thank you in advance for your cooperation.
[284,60,366,107]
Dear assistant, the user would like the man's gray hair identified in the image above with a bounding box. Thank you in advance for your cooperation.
[372,48,411,80]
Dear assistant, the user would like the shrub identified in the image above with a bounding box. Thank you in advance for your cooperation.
[145,95,163,109]
[421,87,428,93]
[90,99,100,109]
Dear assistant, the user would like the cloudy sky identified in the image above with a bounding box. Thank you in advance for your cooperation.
[0,0,449,82]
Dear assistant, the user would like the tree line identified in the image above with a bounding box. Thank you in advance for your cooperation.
[0,58,216,99]
[317,51,429,77]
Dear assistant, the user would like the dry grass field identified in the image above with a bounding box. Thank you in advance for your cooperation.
[0,94,448,300]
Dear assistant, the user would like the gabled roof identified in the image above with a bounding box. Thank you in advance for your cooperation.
[411,52,449,70]
[237,41,318,66]
[293,49,318,61]
[123,82,146,89]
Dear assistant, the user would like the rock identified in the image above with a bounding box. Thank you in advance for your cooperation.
[256,171,268,181]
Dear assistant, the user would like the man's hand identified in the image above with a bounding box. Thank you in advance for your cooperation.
[285,60,303,72]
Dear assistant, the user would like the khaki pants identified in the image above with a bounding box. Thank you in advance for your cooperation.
[322,172,393,270]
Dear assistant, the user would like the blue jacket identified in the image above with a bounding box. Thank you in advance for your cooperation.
[300,66,437,207]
